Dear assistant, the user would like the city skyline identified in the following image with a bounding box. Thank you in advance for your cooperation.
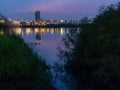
[0,0,119,20]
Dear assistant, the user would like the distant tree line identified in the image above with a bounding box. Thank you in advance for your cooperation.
[0,14,8,22]
[0,14,9,27]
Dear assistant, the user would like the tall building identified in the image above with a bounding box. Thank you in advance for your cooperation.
[35,10,40,22]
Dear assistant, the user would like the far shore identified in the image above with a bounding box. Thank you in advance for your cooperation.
[0,23,81,28]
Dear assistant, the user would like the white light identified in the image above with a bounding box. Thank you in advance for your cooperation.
[60,20,65,23]
[0,19,5,23]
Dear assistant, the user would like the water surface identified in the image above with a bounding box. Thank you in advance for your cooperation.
[1,27,79,90]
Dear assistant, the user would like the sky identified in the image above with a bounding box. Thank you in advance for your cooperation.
[0,0,119,21]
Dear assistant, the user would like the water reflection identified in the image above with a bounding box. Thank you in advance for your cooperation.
[14,28,21,35]
[0,27,71,65]
[0,29,4,35]
[11,28,71,64]
[26,28,31,35]
[35,28,41,45]
[11,28,68,36]
[1,27,80,90]
[10,28,70,46]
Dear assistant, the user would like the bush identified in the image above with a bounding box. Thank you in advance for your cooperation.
[0,34,53,90]
[58,2,120,90]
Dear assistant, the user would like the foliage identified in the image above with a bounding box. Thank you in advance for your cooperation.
[58,2,120,90]
[0,34,53,90]
[0,14,8,21]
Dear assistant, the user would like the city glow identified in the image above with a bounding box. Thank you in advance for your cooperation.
[12,21,21,26]
[60,20,65,23]
[25,21,31,25]
[0,19,5,23]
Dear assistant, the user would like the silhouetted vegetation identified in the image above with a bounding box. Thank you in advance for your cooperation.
[0,23,9,27]
[0,14,9,27]
[0,34,54,89]
[58,2,120,90]
[0,14,8,21]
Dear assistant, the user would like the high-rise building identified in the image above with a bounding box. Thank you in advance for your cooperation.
[35,10,40,22]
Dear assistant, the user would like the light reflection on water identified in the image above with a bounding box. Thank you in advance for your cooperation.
[0,30,4,35]
[2,27,80,90]
[11,28,69,65]
[13,28,70,90]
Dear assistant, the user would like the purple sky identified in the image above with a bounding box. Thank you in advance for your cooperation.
[0,0,119,20]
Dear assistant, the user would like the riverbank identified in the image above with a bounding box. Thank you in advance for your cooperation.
[0,23,81,28]
[0,34,54,89]
[21,23,81,28]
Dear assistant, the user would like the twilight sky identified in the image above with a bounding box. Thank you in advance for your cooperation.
[0,0,119,21]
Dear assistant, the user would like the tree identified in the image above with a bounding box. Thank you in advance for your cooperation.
[58,2,120,90]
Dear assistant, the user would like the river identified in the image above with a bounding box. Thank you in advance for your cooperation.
[1,27,80,90]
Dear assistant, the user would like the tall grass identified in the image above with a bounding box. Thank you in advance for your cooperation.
[0,34,53,89]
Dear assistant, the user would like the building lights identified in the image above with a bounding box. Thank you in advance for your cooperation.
[60,20,65,23]
[0,19,5,23]
[25,21,31,26]
[12,20,21,26]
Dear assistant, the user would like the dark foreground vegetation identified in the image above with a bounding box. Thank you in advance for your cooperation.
[0,34,53,89]
[58,2,120,90]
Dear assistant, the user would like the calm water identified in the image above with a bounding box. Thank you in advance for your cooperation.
[1,28,80,90]
[14,28,69,65]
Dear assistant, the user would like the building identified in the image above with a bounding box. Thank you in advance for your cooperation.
[12,20,21,26]
[0,18,5,23]
[35,10,40,22]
